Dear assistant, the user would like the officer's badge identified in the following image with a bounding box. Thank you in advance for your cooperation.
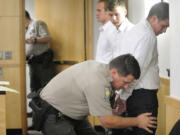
[104,87,111,101]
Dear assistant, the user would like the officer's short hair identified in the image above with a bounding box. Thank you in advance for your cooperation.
[147,2,169,21]
[109,54,141,79]
[108,0,127,12]
[98,0,110,11]
[25,10,31,20]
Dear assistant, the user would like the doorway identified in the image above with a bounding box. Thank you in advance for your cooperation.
[25,0,93,134]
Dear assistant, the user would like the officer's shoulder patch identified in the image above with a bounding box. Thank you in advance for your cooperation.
[104,87,111,101]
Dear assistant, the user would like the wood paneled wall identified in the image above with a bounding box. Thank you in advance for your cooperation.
[0,0,26,134]
[35,0,85,61]
[0,94,6,135]
[85,0,93,60]
[35,0,93,72]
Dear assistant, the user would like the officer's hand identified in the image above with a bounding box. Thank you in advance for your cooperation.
[137,113,157,134]
[26,39,35,44]
[112,94,126,115]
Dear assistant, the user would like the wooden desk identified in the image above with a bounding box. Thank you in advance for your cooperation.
[0,91,6,135]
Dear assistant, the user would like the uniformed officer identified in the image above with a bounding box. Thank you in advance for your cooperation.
[39,54,157,135]
[25,11,56,130]
[25,10,56,93]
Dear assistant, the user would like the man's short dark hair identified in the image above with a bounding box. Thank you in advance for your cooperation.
[109,54,141,79]
[25,10,31,20]
[147,2,169,21]
[98,0,110,11]
[107,0,127,12]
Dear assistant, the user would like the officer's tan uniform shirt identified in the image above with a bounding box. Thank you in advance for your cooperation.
[40,60,113,120]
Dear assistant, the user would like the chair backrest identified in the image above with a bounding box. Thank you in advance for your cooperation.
[169,119,180,135]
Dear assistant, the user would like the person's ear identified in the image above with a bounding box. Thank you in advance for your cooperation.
[151,16,159,23]
[124,8,127,16]
[109,68,118,76]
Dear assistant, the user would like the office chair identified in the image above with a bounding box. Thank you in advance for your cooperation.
[169,119,180,135]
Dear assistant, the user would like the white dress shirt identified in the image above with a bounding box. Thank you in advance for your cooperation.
[95,21,117,64]
[96,19,134,64]
[114,19,161,100]
[117,18,134,33]
[112,18,134,59]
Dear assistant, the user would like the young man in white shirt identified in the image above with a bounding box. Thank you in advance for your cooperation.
[114,2,169,135]
[107,0,135,114]
[95,0,117,64]
[108,0,134,32]
[95,0,134,64]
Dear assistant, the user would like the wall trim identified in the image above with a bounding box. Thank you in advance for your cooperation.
[0,91,6,95]
[7,129,22,135]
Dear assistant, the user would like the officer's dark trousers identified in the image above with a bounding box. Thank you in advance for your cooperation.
[42,114,97,135]
[29,62,56,92]
[126,88,158,135]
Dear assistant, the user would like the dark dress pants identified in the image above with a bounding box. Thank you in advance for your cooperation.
[126,88,158,135]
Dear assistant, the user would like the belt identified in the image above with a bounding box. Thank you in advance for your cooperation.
[132,88,158,96]
[46,104,73,120]
[26,49,53,64]
[46,105,59,115]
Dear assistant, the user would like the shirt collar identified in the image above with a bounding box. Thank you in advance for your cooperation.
[99,21,113,32]
[145,19,156,37]
[105,64,113,83]
[117,18,129,32]
[26,20,33,32]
